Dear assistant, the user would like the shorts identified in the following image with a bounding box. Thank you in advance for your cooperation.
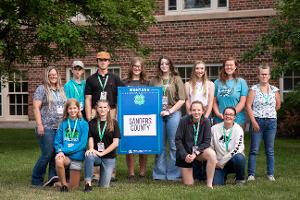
[69,160,83,170]
[176,159,193,168]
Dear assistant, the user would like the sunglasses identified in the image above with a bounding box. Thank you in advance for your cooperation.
[98,59,110,62]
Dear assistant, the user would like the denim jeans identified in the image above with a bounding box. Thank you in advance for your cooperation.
[84,154,115,187]
[213,153,246,185]
[152,110,181,180]
[248,118,277,176]
[31,128,56,186]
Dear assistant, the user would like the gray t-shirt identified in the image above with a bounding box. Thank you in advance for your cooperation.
[34,85,66,129]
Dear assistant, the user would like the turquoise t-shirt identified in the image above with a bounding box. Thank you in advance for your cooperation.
[64,79,86,109]
[214,78,248,124]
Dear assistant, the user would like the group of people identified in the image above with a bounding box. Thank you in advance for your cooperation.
[31,51,281,192]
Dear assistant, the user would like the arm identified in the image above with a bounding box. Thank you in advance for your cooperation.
[213,97,223,120]
[246,89,260,132]
[33,100,44,135]
[204,81,215,118]
[64,84,71,99]
[275,91,281,111]
[175,119,189,160]
[97,138,119,157]
[235,79,248,113]
[197,120,212,151]
[85,95,92,121]
[54,123,63,153]
[185,82,192,115]
[218,128,245,167]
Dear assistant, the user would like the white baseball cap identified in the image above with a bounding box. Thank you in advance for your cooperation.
[72,60,84,69]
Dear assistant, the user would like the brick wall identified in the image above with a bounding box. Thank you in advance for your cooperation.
[25,0,276,121]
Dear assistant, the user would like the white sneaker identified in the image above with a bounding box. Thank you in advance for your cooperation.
[267,175,276,181]
[247,175,255,181]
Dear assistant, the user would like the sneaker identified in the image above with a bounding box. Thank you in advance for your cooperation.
[236,180,246,186]
[267,175,276,181]
[111,177,118,182]
[43,176,58,187]
[84,183,92,192]
[247,175,255,181]
[60,185,68,192]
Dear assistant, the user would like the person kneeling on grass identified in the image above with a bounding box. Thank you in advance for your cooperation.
[175,101,217,188]
[54,99,89,192]
[83,100,120,192]
[211,107,246,186]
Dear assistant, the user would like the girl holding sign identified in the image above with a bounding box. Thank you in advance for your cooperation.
[54,99,89,192]
[150,56,186,181]
[175,101,217,188]
[124,57,149,179]
[32,66,67,187]
[84,100,120,191]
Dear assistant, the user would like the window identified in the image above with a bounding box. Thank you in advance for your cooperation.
[176,63,221,83]
[8,71,28,116]
[166,0,228,15]
[66,66,121,81]
[281,70,300,99]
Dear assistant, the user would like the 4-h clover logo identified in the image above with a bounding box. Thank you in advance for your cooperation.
[134,94,145,105]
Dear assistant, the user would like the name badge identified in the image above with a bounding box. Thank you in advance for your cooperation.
[100,91,107,101]
[162,96,168,110]
[97,142,105,152]
[192,146,198,154]
[79,102,84,111]
[57,106,64,115]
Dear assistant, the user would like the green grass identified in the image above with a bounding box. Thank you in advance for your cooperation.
[0,129,300,200]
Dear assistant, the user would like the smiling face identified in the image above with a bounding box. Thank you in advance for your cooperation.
[194,63,206,79]
[160,58,170,74]
[224,60,237,77]
[68,102,80,119]
[132,60,142,77]
[97,58,110,71]
[48,69,58,86]
[72,67,84,80]
[191,102,204,121]
[223,108,236,125]
[96,101,110,119]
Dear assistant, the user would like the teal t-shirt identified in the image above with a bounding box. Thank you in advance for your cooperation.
[214,78,248,124]
[64,79,86,109]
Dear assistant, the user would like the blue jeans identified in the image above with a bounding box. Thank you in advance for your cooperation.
[31,128,56,186]
[248,118,277,176]
[152,110,181,180]
[84,154,115,187]
[213,153,246,185]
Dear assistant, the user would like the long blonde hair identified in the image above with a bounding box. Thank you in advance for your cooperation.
[189,60,208,96]
[43,66,65,108]
[95,100,114,132]
[62,99,82,120]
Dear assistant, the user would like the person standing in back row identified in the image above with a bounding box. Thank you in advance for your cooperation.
[85,51,124,181]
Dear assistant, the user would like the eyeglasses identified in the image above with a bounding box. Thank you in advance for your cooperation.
[224,113,235,117]
[98,59,110,62]
[133,65,142,69]
[259,73,270,76]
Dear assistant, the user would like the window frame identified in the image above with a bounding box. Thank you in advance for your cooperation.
[165,0,228,16]
[280,70,300,101]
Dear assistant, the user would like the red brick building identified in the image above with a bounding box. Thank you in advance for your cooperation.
[1,0,297,122]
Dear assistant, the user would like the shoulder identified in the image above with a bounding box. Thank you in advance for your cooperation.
[211,123,222,132]
[34,85,46,95]
[238,78,247,85]
[86,73,97,82]
[233,123,244,133]
[270,85,279,92]
[79,118,89,126]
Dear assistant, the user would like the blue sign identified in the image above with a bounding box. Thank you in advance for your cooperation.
[118,86,163,154]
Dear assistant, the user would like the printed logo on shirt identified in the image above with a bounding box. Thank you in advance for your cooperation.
[219,87,233,97]
[64,128,79,142]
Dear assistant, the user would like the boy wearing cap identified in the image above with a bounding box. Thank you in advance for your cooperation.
[85,51,124,121]
[64,61,86,115]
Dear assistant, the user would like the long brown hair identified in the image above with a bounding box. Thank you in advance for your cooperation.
[156,55,179,78]
[95,99,114,132]
[62,98,82,120]
[43,66,66,108]
[189,60,208,96]
[219,57,240,84]
[127,57,148,84]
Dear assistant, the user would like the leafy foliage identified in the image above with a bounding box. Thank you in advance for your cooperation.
[242,0,300,78]
[0,0,156,77]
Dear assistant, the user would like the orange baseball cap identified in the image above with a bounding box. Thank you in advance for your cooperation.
[96,51,111,59]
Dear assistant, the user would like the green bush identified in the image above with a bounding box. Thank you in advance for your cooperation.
[277,87,300,138]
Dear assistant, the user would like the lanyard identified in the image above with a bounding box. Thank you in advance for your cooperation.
[72,81,82,97]
[162,79,169,96]
[193,121,200,145]
[97,119,107,142]
[223,126,233,152]
[97,75,109,91]
[67,118,78,138]
[259,85,270,105]
[51,90,61,102]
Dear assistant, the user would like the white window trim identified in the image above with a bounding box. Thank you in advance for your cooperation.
[165,0,228,16]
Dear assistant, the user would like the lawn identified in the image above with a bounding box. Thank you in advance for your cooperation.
[0,129,299,200]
